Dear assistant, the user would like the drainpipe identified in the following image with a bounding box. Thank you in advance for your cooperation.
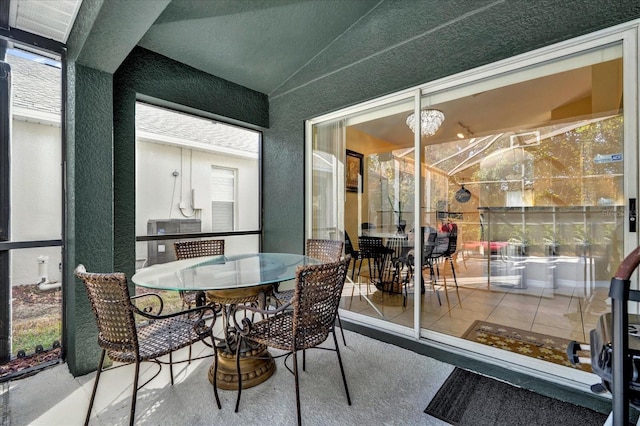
[37,256,61,291]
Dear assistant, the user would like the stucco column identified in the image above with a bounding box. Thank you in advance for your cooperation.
[64,62,114,376]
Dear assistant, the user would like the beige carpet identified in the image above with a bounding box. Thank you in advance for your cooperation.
[462,320,591,372]
[5,330,455,426]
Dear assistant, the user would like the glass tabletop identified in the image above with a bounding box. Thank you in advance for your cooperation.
[131,252,321,291]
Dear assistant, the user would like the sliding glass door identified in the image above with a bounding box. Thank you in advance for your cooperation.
[307,96,418,325]
[417,42,629,342]
[306,27,638,377]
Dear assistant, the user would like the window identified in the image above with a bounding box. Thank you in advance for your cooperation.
[1,48,63,363]
[135,103,261,263]
[211,166,236,231]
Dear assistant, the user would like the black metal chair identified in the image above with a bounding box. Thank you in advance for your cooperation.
[428,227,461,307]
[357,236,391,278]
[405,228,439,303]
[75,265,220,426]
[231,258,352,426]
[382,236,410,305]
[345,231,363,280]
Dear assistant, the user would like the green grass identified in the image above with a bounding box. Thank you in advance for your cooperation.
[12,318,62,356]
[134,289,185,314]
[9,289,184,358]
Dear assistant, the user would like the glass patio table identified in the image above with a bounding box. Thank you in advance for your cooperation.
[131,252,321,390]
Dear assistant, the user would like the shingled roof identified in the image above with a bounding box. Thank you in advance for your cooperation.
[8,50,259,155]
[136,103,259,155]
[9,52,61,115]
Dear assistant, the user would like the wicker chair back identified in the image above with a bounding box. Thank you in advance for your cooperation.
[174,239,225,259]
[306,238,343,263]
[292,258,350,350]
[75,265,139,354]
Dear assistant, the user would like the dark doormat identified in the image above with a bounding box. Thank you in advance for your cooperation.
[424,368,608,426]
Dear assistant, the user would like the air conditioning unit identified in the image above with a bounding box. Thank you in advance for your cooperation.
[146,219,201,265]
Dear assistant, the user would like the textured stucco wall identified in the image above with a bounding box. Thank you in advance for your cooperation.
[64,62,114,376]
[263,1,640,254]
[113,47,268,278]
[63,0,640,375]
[65,48,268,375]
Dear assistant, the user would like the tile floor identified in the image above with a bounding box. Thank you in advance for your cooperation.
[340,256,611,345]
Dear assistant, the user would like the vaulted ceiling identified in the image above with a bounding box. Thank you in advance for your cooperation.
[3,0,382,96]
[3,0,640,144]
[6,0,636,100]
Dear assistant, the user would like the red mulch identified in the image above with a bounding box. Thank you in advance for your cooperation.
[0,347,62,381]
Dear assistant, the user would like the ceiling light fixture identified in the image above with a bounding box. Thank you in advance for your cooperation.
[456,122,473,139]
[406,108,445,137]
[455,182,471,203]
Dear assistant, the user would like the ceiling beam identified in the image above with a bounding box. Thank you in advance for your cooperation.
[0,27,65,54]
[67,0,170,73]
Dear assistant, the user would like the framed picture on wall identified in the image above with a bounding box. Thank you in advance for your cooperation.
[346,150,363,192]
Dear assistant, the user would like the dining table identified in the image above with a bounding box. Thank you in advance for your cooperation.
[131,252,321,390]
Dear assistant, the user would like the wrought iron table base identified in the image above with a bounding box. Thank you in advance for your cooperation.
[206,285,276,390]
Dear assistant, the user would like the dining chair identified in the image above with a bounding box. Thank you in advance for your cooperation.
[174,239,225,307]
[231,258,352,426]
[273,239,347,345]
[75,265,220,426]
[386,235,408,283]
[420,228,439,301]
[427,226,461,308]
[344,231,364,280]
[399,229,438,306]
[385,235,410,306]
[357,235,393,291]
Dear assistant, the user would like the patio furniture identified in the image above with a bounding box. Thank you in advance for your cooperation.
[273,239,347,345]
[232,258,352,426]
[428,225,461,308]
[75,264,220,426]
[174,239,225,308]
[345,231,363,280]
[131,252,321,390]
[357,235,393,282]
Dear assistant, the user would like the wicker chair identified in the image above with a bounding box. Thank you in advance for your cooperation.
[273,239,347,345]
[232,258,352,426]
[174,239,225,307]
[75,265,220,426]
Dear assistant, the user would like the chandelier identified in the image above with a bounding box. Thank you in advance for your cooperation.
[406,108,445,137]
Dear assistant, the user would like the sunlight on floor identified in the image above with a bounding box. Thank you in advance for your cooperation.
[340,255,610,345]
